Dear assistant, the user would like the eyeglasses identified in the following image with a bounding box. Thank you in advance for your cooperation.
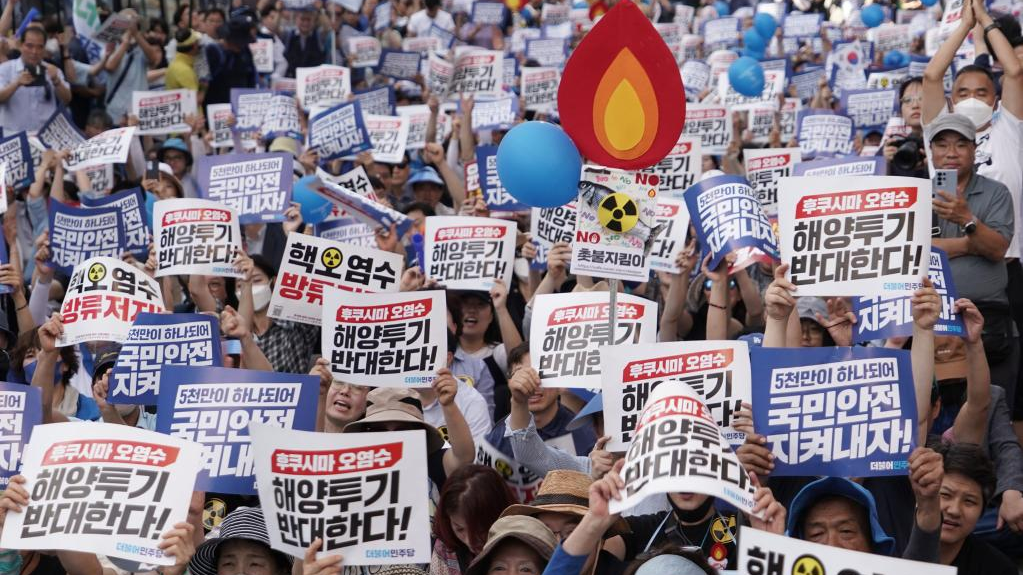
[331,381,369,394]
[900,95,923,105]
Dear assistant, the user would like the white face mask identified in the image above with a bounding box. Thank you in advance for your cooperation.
[953,98,994,128]
[251,283,272,312]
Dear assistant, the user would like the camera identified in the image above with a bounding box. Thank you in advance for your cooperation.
[24,64,46,87]
[889,135,926,172]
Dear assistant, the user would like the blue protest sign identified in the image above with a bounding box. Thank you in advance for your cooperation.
[261,94,304,142]
[48,201,125,275]
[472,0,506,24]
[308,101,373,161]
[311,179,414,238]
[840,88,896,132]
[353,85,396,116]
[0,235,10,295]
[230,88,274,137]
[156,366,319,495]
[792,156,887,177]
[197,152,294,224]
[81,188,150,257]
[467,97,519,131]
[791,66,825,103]
[0,132,34,190]
[683,175,778,270]
[853,248,966,343]
[428,23,456,48]
[751,346,917,477]
[37,109,86,151]
[376,50,422,80]
[315,216,378,247]
[797,110,854,158]
[477,145,528,212]
[701,16,740,52]
[0,383,40,488]
[109,313,224,405]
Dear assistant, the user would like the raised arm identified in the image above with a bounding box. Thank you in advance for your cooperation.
[952,298,991,444]
[490,278,522,351]
[436,368,476,473]
[910,277,939,440]
[974,0,1023,118]
[763,263,795,347]
[922,0,975,124]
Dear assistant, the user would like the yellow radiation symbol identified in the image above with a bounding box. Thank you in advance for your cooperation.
[791,554,825,575]
[87,262,107,282]
[710,515,736,544]
[597,192,639,233]
[321,247,343,269]
[203,499,227,531]
[494,458,514,480]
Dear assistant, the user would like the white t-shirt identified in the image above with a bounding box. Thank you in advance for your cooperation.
[407,9,455,37]
[422,378,493,439]
[460,342,508,374]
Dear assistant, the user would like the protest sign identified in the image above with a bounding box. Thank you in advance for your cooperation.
[376,49,421,79]
[854,247,965,342]
[744,148,801,218]
[261,94,303,142]
[649,198,691,272]
[316,217,377,247]
[797,110,854,158]
[680,60,711,100]
[675,4,695,31]
[79,164,114,198]
[503,55,518,90]
[251,37,274,73]
[308,101,373,161]
[530,292,657,390]
[683,104,731,155]
[38,109,86,151]
[793,156,887,177]
[373,0,391,31]
[751,346,917,477]
[530,202,576,270]
[251,425,431,564]
[640,137,702,198]
[354,114,407,165]
[739,528,957,575]
[269,234,402,326]
[472,0,505,24]
[525,38,569,67]
[48,202,124,275]
[231,89,273,138]
[571,167,660,283]
[655,22,682,61]
[56,257,165,346]
[108,313,223,405]
[131,90,197,135]
[608,380,757,515]
[685,175,778,270]
[206,103,234,149]
[154,198,243,278]
[840,89,896,132]
[396,105,448,150]
[706,48,738,79]
[602,341,750,452]
[541,2,570,25]
[308,180,413,238]
[0,383,40,488]
[521,67,560,112]
[940,0,965,36]
[869,23,913,53]
[92,12,134,42]
[427,52,455,99]
[428,22,456,47]
[198,153,293,224]
[0,422,201,566]
[791,66,826,103]
[0,132,33,189]
[470,97,518,131]
[474,437,544,502]
[80,187,150,256]
[423,216,516,290]
[402,36,441,53]
[297,65,352,110]
[867,68,909,90]
[828,40,871,97]
[477,145,527,212]
[322,289,447,386]
[681,34,702,61]
[783,12,823,40]
[702,17,740,51]
[346,36,382,68]
[717,69,785,111]
[351,85,395,117]
[777,176,931,296]
[510,27,542,53]
[450,51,504,99]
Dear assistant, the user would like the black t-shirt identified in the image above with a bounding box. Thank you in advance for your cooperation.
[622,508,739,571]
[952,535,1017,575]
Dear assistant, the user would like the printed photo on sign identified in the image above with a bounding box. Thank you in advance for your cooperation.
[269,234,403,326]
[424,216,516,291]
[322,289,447,387]
[530,292,657,390]
[109,313,224,405]
[777,175,932,296]
[751,346,917,477]
[601,341,751,452]
[684,174,778,270]
[48,202,125,275]
[744,148,801,218]
[154,199,243,278]
[57,257,165,346]
[608,380,757,515]
[297,65,352,110]
[683,104,731,155]
[198,153,293,224]
[156,366,319,495]
[251,425,431,564]
[640,137,703,199]
[131,90,197,136]
[0,383,40,488]
[649,198,691,272]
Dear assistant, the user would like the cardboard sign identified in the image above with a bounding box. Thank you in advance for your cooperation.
[685,175,778,270]
[0,422,201,566]
[346,36,382,68]
[853,247,966,342]
[154,199,243,278]
[109,313,223,406]
[423,216,516,291]
[48,202,124,274]
[364,115,410,164]
[648,198,691,272]
[251,425,431,563]
[376,49,422,80]
[751,346,918,477]
[131,90,197,135]
[80,187,150,256]
[0,132,35,189]
[793,156,887,177]
[37,109,86,151]
[297,65,352,110]
[777,176,932,296]
[0,383,40,488]
[797,110,855,158]
[56,257,165,346]
[450,51,504,99]
[156,366,319,495]
[269,234,403,326]
[640,137,702,198]
[309,101,373,161]
[530,292,658,390]
[608,380,757,515]
[322,289,447,386]
[683,104,731,155]
[207,103,234,149]
[197,153,293,224]
[602,341,751,451]
[744,148,802,218]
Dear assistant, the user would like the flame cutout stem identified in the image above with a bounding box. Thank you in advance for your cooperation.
[592,48,659,161]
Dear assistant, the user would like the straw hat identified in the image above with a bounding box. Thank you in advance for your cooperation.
[501,470,630,537]
[464,516,558,575]
[189,507,292,575]
[343,388,445,452]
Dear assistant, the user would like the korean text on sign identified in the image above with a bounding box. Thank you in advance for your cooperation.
[684,174,778,270]
[154,199,243,278]
[198,153,294,224]
[0,383,40,488]
[424,216,516,291]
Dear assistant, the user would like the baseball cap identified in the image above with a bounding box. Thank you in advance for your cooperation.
[928,113,976,143]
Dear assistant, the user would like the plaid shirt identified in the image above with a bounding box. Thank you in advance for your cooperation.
[253,319,320,374]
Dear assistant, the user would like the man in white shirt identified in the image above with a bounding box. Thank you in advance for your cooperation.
[407,0,455,37]
[0,26,71,133]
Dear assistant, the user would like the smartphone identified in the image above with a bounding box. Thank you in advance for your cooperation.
[933,169,957,199]
[145,159,159,180]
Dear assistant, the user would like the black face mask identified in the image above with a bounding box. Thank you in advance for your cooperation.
[0,349,12,381]
[670,494,715,524]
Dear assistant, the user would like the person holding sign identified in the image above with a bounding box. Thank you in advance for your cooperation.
[189,507,293,575]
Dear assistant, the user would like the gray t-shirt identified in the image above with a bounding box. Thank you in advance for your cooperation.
[104,44,149,124]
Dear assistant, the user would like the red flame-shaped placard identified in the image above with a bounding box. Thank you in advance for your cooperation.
[558,0,686,170]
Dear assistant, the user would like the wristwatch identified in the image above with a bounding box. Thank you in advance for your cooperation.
[963,220,978,235]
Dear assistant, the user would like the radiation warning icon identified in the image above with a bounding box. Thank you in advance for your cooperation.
[203,498,227,531]
[87,262,107,282]
[597,192,639,233]
[791,554,825,575]
[321,247,343,269]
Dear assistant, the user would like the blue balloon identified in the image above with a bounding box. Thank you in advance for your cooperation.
[743,28,767,52]
[728,56,765,97]
[741,47,765,59]
[884,50,908,67]
[714,0,730,16]
[861,3,884,28]
[753,13,777,39]
[921,0,938,6]
[496,122,581,209]
[293,175,335,225]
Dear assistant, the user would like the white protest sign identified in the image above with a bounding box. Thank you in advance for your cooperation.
[655,22,682,61]
[269,234,403,326]
[868,23,913,53]
[0,422,200,566]
[346,36,383,68]
[423,216,516,291]
[403,36,442,53]
[57,257,165,346]
[131,90,197,136]
[207,103,234,149]
[251,38,274,73]
[744,148,801,218]
[297,65,352,110]
[530,292,658,390]
[154,198,243,278]
[541,2,570,25]
[640,136,702,198]
[778,176,932,296]
[608,380,757,515]
[717,69,784,111]
[364,114,410,164]
[395,104,448,150]
[426,52,455,99]
[939,0,965,36]
[65,127,136,171]
[450,50,504,99]
[530,202,576,266]
[648,198,690,272]
[93,13,135,43]
[322,289,447,386]
[683,104,731,155]
[521,67,560,112]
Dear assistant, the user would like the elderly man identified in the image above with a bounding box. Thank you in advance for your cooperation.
[0,26,71,132]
